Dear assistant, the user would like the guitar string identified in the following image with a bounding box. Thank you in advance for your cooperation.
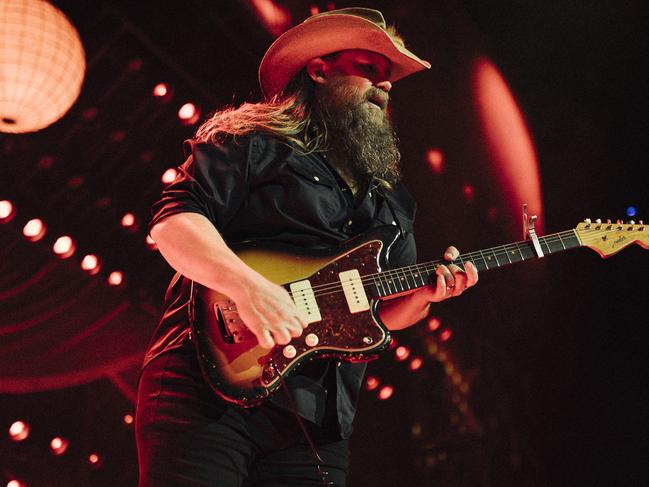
[285,228,643,301]
[287,230,574,298]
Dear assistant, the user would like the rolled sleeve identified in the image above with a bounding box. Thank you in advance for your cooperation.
[148,138,251,235]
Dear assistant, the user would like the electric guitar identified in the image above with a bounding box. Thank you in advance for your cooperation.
[189,219,648,406]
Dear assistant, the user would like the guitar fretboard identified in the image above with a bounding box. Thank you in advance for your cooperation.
[369,229,581,298]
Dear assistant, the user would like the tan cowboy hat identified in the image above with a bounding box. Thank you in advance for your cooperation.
[258,7,431,98]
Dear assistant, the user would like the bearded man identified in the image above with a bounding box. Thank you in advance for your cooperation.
[136,8,478,487]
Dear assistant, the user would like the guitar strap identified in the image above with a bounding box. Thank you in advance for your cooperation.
[377,186,406,240]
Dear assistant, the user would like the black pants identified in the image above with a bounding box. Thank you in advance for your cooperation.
[135,341,350,486]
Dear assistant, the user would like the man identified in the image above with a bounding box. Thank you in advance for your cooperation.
[136,7,478,487]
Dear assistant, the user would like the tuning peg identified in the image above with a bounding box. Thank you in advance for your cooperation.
[639,220,645,230]
[595,218,602,224]
[606,219,613,230]
[584,218,592,228]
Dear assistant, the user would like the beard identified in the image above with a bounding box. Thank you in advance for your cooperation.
[313,78,401,182]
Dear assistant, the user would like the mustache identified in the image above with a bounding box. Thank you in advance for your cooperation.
[365,87,389,110]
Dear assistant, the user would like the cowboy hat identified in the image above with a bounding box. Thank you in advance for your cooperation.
[258,7,431,98]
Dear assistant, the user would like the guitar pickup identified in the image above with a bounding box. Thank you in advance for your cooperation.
[339,269,370,313]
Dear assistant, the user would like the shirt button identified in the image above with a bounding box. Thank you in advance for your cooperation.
[391,220,397,226]
[337,361,342,367]
[313,176,320,182]
[347,219,353,226]
[369,191,373,198]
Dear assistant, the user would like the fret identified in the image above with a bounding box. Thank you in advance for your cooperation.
[478,249,490,270]
[492,246,510,266]
[539,237,552,255]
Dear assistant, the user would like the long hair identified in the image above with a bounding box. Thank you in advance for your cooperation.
[194,26,408,152]
[194,70,325,153]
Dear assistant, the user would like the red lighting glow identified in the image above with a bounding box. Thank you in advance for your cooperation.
[427,316,441,331]
[23,218,46,241]
[8,421,30,441]
[395,345,410,361]
[462,184,474,202]
[473,57,543,236]
[145,235,158,250]
[249,0,292,37]
[7,480,25,487]
[88,453,102,468]
[123,414,134,425]
[81,254,101,275]
[426,148,445,174]
[378,385,394,400]
[409,357,423,371]
[108,271,124,286]
[365,376,380,391]
[0,200,15,222]
[153,83,168,98]
[121,212,137,230]
[53,236,75,258]
[50,436,69,455]
[178,103,200,125]
[161,168,178,184]
[440,329,452,342]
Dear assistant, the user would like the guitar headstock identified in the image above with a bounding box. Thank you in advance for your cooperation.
[575,219,649,257]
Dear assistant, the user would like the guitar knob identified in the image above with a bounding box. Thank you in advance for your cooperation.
[305,333,319,347]
[282,345,297,359]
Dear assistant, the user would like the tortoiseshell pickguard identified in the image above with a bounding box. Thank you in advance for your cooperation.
[190,228,400,407]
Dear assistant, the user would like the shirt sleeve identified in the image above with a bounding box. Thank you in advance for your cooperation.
[148,137,251,235]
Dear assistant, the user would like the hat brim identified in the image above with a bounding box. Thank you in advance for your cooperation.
[259,14,431,98]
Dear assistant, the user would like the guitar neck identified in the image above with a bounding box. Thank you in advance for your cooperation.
[371,229,581,299]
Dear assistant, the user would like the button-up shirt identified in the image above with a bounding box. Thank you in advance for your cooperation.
[144,132,417,438]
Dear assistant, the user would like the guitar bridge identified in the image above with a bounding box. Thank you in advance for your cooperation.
[213,303,256,343]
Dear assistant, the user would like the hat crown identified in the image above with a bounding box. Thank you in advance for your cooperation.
[307,8,387,30]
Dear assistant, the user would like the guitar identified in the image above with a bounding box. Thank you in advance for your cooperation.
[189,219,648,406]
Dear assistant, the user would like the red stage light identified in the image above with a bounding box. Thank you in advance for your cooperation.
[395,345,410,361]
[378,385,394,400]
[121,212,137,230]
[178,103,200,125]
[23,218,46,241]
[409,357,423,371]
[249,0,292,37]
[462,184,474,202]
[426,148,445,174]
[50,436,69,455]
[161,168,178,184]
[153,83,168,98]
[7,480,25,487]
[81,254,101,275]
[145,235,158,250]
[108,271,123,286]
[427,316,441,331]
[123,414,134,425]
[53,236,75,258]
[0,200,15,222]
[365,376,380,391]
[310,5,319,15]
[88,452,102,468]
[440,329,452,342]
[8,420,30,441]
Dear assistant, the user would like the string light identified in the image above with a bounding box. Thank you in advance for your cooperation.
[50,436,69,455]
[108,271,124,286]
[8,420,30,441]
[395,345,410,361]
[364,376,380,391]
[81,254,101,275]
[52,236,76,258]
[0,200,15,222]
[23,218,46,241]
[161,168,178,184]
[178,103,200,125]
[378,385,394,400]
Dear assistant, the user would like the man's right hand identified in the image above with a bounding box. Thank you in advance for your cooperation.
[229,274,309,349]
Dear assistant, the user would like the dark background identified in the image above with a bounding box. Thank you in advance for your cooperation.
[1,1,647,486]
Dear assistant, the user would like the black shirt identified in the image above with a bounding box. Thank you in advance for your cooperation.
[145,132,417,438]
